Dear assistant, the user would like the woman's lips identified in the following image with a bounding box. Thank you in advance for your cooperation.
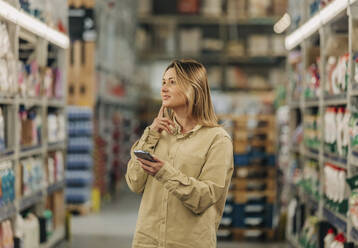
[162,96,170,100]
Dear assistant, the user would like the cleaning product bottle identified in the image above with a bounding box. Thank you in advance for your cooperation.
[342,109,350,157]
[324,228,335,248]
[336,108,344,156]
[329,234,339,248]
[338,169,346,203]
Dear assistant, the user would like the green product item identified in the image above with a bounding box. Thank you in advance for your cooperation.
[349,114,358,148]
[44,209,53,237]
[346,175,358,190]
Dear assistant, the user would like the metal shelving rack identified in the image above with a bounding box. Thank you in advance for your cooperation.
[137,10,286,91]
[286,0,358,245]
[0,0,69,247]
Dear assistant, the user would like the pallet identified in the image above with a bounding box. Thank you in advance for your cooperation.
[235,166,276,179]
[232,228,276,241]
[67,203,91,215]
[233,189,276,204]
[232,178,276,191]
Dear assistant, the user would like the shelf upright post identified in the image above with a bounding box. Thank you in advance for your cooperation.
[347,0,357,241]
[318,20,327,220]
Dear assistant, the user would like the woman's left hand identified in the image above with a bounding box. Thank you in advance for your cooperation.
[137,156,164,176]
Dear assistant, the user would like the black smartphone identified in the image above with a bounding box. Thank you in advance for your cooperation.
[134,150,156,162]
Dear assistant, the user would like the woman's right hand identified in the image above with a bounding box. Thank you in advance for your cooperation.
[150,105,175,134]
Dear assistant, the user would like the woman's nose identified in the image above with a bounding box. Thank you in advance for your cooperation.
[161,85,168,92]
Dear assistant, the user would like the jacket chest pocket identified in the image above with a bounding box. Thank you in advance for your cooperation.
[176,153,205,178]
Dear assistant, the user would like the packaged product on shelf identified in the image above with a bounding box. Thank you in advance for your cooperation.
[354,53,358,84]
[248,0,271,17]
[349,113,358,152]
[42,67,54,98]
[177,0,200,14]
[227,0,246,18]
[326,54,349,95]
[271,35,286,56]
[299,216,319,247]
[47,112,65,144]
[325,108,337,154]
[179,28,201,55]
[0,220,14,248]
[324,163,348,213]
[19,107,42,147]
[0,22,10,58]
[201,0,222,16]
[248,35,270,56]
[0,161,15,205]
[47,151,64,185]
[21,157,45,197]
[324,228,336,248]
[305,62,320,99]
[0,107,5,151]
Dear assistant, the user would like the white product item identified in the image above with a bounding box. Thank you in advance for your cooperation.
[342,110,350,151]
[331,56,346,94]
[338,170,346,203]
[48,157,55,185]
[201,0,222,16]
[23,213,40,248]
[333,167,340,202]
[179,28,201,55]
[0,59,9,92]
[324,229,335,248]
[336,108,344,156]
[55,151,64,181]
[14,215,24,239]
[324,165,332,200]
[58,113,66,141]
[0,108,5,150]
[7,56,17,95]
[0,22,10,58]
[48,114,56,143]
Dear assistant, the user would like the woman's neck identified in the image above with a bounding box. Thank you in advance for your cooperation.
[173,107,197,133]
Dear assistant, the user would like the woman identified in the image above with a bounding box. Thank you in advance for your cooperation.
[126,59,233,248]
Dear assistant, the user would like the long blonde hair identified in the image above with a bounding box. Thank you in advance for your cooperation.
[164,59,218,127]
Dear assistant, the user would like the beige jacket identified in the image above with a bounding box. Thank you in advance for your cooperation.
[125,123,233,248]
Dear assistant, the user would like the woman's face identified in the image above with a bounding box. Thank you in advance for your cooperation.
[161,68,187,109]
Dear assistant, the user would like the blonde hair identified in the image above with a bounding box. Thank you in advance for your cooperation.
[164,59,218,127]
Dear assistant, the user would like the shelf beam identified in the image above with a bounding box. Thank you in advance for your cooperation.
[0,0,69,49]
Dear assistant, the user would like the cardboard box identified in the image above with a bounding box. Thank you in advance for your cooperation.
[227,0,247,18]
[248,35,270,56]
[248,0,271,17]
[53,191,66,228]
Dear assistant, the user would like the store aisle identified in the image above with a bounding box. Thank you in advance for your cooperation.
[69,184,288,248]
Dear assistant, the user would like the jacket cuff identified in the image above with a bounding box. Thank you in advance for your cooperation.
[154,161,176,183]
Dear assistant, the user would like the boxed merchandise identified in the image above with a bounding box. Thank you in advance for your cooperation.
[177,0,200,14]
[227,0,247,18]
[226,67,248,88]
[179,28,201,55]
[248,0,271,18]
[207,66,222,89]
[201,0,223,17]
[21,157,45,197]
[273,0,287,16]
[271,35,286,56]
[137,0,152,15]
[248,35,270,56]
[226,40,245,57]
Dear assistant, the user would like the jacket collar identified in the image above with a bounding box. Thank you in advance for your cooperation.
[173,117,202,139]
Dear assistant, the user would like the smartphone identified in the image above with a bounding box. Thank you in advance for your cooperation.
[134,150,156,162]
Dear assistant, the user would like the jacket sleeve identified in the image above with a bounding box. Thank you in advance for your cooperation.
[125,127,161,194]
[154,135,233,215]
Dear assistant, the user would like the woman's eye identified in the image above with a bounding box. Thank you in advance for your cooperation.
[170,81,175,85]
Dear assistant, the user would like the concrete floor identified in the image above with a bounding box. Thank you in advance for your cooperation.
[68,184,289,248]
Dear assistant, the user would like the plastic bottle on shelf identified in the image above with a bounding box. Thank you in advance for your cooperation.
[341,109,350,157]
[338,169,346,203]
[324,228,335,248]
[336,107,344,156]
[0,108,5,151]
